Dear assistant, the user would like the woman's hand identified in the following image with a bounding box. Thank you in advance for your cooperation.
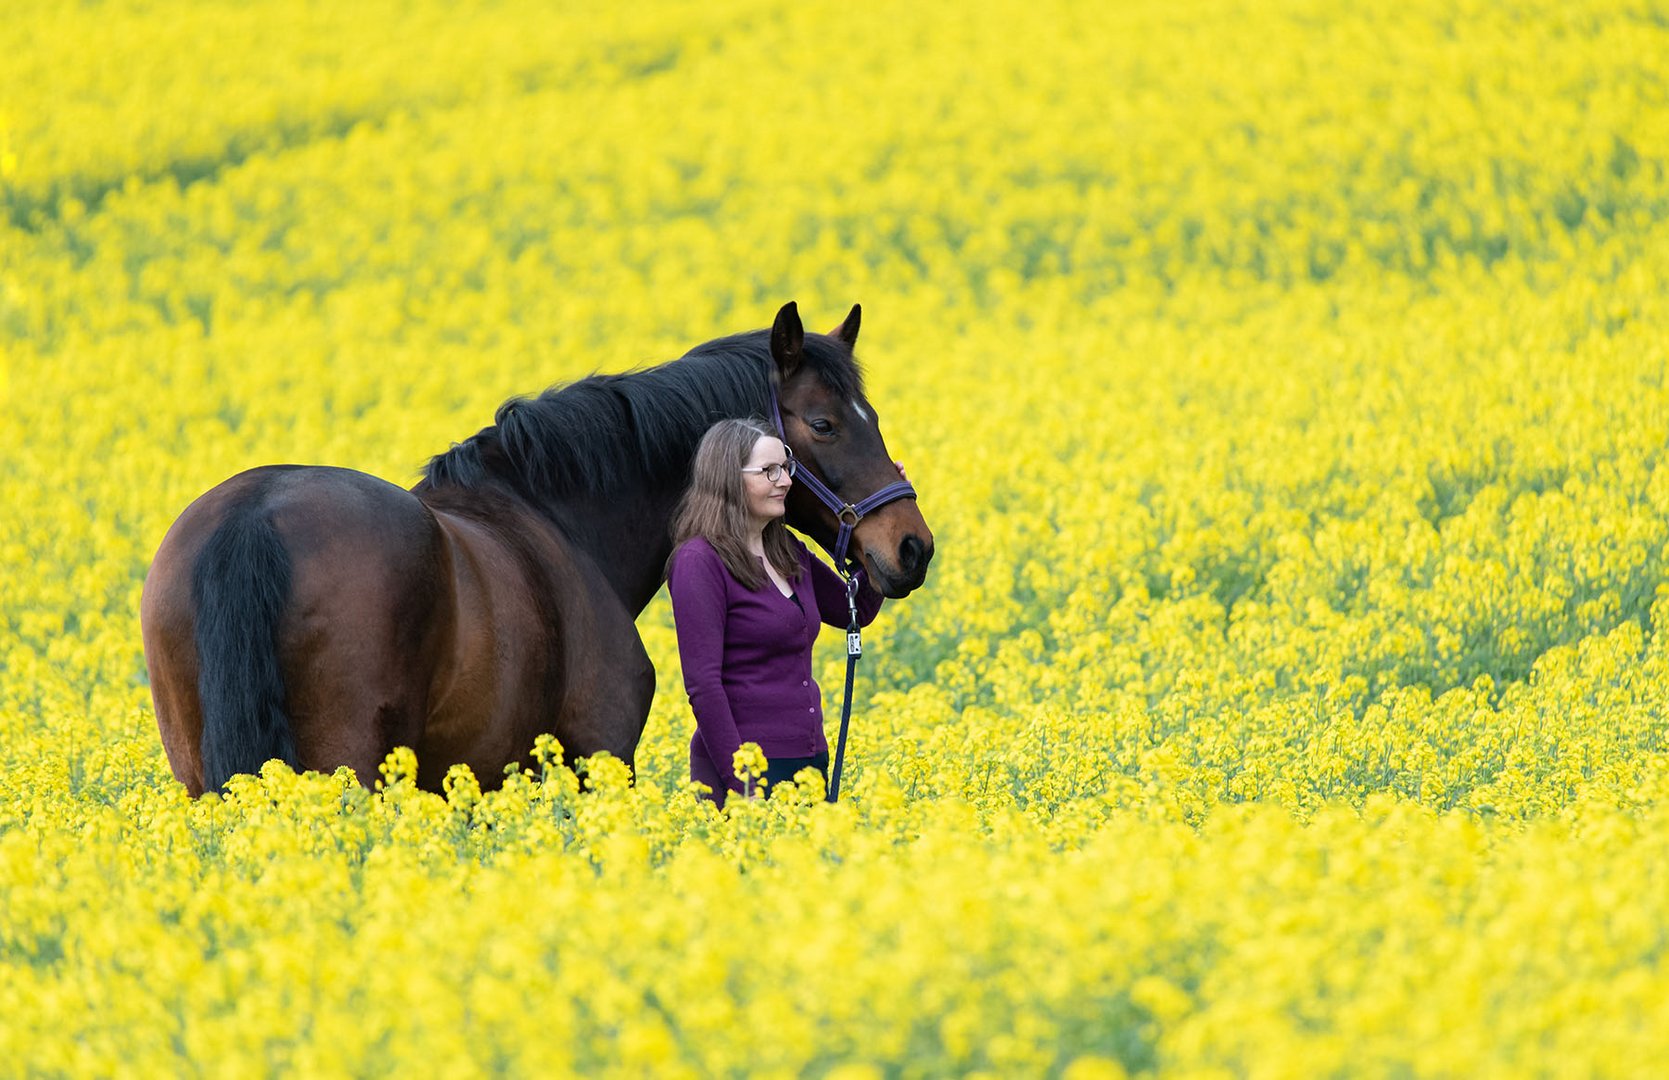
[894,460,907,482]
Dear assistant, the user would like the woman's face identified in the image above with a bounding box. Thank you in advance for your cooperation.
[742,436,793,527]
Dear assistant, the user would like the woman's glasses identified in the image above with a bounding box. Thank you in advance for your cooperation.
[741,458,797,483]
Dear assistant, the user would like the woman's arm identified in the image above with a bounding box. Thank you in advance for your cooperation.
[801,542,884,629]
[668,544,745,795]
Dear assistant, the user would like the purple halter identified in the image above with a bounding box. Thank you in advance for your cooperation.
[767,383,917,576]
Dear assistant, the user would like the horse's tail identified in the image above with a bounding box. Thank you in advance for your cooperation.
[191,497,300,792]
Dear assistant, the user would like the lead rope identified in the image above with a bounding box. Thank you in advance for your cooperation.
[826,570,863,803]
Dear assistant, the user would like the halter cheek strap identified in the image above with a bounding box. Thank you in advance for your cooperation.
[768,384,917,574]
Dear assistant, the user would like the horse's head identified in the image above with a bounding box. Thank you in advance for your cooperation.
[770,301,934,599]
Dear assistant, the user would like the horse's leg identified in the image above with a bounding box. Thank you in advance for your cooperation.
[268,472,447,789]
[278,583,431,790]
[412,505,654,789]
[280,641,428,790]
[551,569,658,780]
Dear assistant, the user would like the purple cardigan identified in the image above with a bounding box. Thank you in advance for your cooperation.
[667,534,883,797]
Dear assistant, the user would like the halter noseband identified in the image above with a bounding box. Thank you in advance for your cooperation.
[768,383,917,576]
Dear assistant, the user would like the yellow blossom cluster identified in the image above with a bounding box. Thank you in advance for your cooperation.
[5,0,1669,1073]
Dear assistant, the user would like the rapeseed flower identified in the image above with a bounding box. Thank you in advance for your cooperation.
[6,0,1669,1073]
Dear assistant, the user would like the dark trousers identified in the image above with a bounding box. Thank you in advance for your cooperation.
[765,751,830,796]
[692,748,832,806]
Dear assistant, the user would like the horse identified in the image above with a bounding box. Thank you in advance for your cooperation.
[140,302,934,795]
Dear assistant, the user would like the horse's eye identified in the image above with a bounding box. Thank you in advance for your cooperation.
[810,419,835,436]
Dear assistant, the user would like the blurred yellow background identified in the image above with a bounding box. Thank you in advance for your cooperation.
[4,0,1668,1073]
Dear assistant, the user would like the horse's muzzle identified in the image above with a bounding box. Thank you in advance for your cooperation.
[866,532,934,598]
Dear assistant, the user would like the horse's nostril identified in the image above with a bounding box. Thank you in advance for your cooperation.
[899,534,925,574]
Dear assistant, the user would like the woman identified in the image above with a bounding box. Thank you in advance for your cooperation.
[667,418,898,805]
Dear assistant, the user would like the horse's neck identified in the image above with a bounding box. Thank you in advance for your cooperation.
[555,376,771,613]
[546,484,686,616]
[502,363,773,613]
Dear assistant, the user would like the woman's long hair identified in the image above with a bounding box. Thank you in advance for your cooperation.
[669,418,802,591]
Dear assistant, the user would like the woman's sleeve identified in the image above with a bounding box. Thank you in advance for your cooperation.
[668,545,745,795]
[801,541,884,629]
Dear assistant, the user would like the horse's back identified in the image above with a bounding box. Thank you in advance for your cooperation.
[143,465,449,793]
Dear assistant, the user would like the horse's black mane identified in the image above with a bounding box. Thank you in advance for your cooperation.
[421,328,864,499]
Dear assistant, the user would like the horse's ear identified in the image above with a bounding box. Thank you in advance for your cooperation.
[771,301,804,379]
[830,303,861,347]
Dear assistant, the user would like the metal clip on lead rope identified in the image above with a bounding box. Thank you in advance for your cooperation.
[828,567,863,803]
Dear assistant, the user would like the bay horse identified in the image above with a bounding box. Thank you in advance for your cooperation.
[141,302,934,795]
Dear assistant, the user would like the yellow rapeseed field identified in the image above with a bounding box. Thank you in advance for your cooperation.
[5,0,1669,1073]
